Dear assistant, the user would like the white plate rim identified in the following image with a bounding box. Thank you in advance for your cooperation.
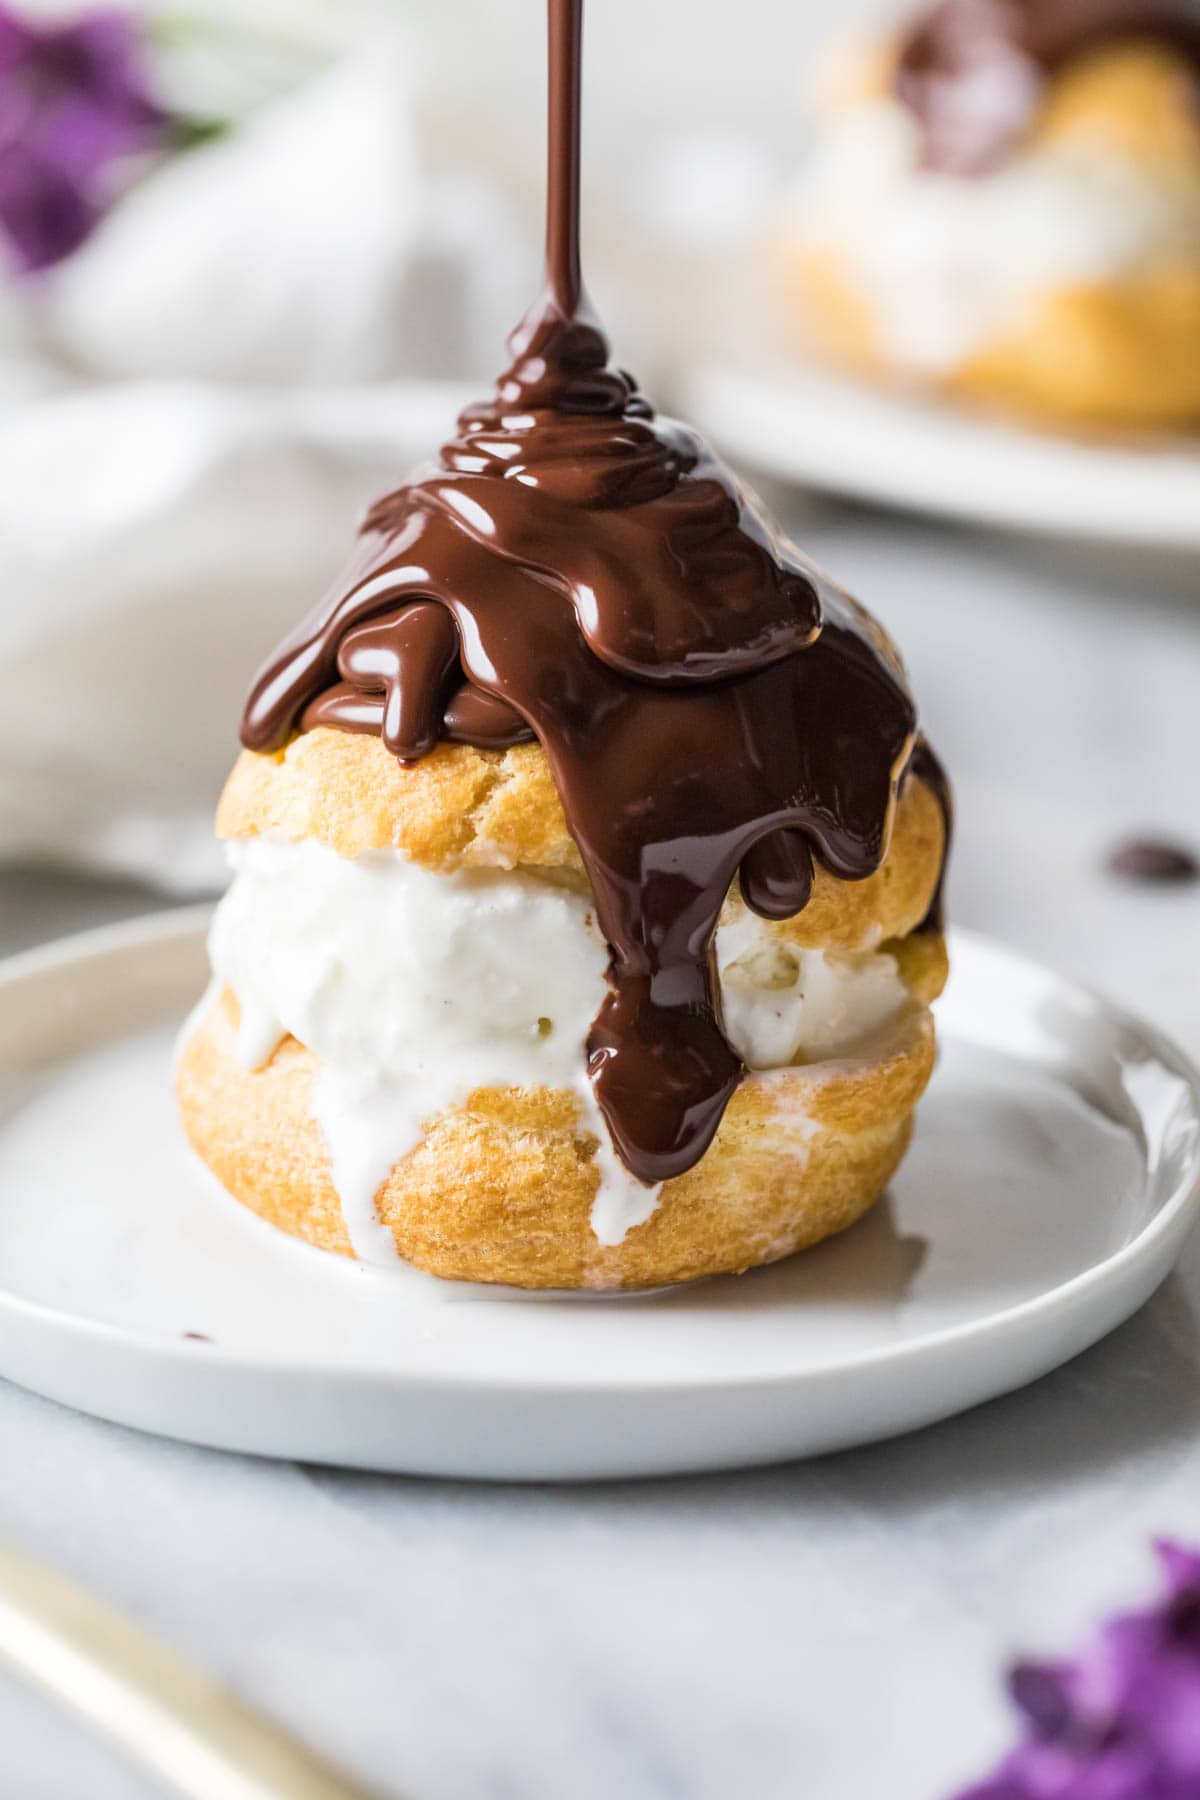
[684,360,1200,553]
[0,906,1197,1401]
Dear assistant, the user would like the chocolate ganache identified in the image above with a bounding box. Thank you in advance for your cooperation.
[241,0,949,1187]
[896,0,1200,176]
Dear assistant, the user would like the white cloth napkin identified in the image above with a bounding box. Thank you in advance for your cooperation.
[0,17,530,889]
[0,377,471,888]
[46,40,528,385]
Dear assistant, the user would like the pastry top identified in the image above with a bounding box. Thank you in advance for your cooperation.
[1034,39,1200,167]
[217,729,947,956]
[228,317,949,1194]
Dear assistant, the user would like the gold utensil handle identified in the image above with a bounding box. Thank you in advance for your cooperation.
[0,1540,385,1800]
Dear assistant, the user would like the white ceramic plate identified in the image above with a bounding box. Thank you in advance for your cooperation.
[684,361,1200,552]
[0,909,1197,1482]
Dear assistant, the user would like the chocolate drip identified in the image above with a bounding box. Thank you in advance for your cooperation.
[908,739,953,932]
[1107,836,1199,882]
[240,0,948,1186]
[896,0,1200,175]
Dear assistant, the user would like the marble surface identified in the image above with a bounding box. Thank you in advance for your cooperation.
[1,501,1199,1799]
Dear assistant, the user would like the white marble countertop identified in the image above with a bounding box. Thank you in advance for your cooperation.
[1,501,1199,1800]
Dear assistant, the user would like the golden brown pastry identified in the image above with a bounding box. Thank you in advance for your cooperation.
[781,10,1200,430]
[178,733,947,1289]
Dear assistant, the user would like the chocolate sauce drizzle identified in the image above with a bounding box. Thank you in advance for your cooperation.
[241,0,948,1187]
[895,0,1200,175]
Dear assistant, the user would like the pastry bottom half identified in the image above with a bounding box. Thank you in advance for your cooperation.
[177,983,939,1292]
[782,242,1200,431]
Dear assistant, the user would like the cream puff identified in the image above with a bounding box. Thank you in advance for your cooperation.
[780,0,1200,429]
[177,0,951,1291]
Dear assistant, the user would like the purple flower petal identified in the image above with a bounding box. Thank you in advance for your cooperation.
[0,10,34,72]
[0,143,96,271]
[0,3,166,270]
[1157,1541,1200,1588]
[950,1545,1200,1800]
[1010,1663,1084,1745]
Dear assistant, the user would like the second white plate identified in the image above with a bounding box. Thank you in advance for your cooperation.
[0,910,1197,1481]
[685,360,1200,553]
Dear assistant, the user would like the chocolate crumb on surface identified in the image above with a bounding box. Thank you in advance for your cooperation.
[1107,837,1200,885]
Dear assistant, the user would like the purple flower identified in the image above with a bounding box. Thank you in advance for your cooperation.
[954,1544,1200,1800]
[0,5,165,272]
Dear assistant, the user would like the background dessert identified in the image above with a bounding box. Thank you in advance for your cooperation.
[780,0,1200,429]
[177,0,951,1291]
